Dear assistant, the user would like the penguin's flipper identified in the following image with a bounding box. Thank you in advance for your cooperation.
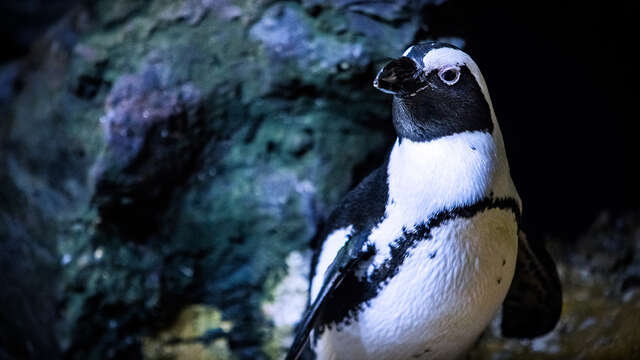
[501,230,562,338]
[285,231,373,360]
[287,162,388,360]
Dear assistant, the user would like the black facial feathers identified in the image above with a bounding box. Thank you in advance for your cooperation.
[375,41,494,142]
[392,66,493,142]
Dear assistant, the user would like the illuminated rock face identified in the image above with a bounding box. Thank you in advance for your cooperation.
[142,304,234,360]
[92,60,206,235]
[0,1,446,359]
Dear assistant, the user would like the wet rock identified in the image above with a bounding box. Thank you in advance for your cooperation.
[0,171,61,360]
[343,11,418,56]
[92,60,206,235]
[249,3,370,87]
[261,251,311,357]
[0,62,20,106]
[0,8,96,360]
[302,0,447,22]
[95,0,145,27]
[0,0,465,359]
[0,0,80,62]
[158,0,242,25]
[142,304,233,360]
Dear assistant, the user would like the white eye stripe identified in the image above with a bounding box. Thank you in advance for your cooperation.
[421,48,466,74]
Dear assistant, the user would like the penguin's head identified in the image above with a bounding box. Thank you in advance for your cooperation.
[374,42,495,142]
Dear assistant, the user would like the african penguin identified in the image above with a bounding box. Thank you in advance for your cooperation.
[286,42,562,360]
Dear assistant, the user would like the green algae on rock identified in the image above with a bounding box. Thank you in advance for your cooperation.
[1,0,447,358]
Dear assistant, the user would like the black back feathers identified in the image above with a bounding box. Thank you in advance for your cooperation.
[501,230,562,338]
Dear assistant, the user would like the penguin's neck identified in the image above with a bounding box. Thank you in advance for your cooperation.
[385,131,517,227]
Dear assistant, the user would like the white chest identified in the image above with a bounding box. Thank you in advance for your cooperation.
[312,131,521,359]
[367,132,519,269]
[315,207,518,360]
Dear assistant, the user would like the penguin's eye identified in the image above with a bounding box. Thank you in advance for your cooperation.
[438,67,460,85]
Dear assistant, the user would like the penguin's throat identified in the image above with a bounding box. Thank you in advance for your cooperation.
[391,96,494,143]
[386,131,500,220]
[365,132,510,273]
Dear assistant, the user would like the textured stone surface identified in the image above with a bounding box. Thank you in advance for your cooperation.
[92,58,206,234]
[142,304,233,359]
[0,0,441,359]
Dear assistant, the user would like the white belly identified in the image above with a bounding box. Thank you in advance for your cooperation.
[314,208,518,360]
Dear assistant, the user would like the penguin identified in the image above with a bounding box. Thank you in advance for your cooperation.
[286,42,562,360]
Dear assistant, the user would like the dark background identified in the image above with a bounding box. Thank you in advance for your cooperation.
[428,1,637,235]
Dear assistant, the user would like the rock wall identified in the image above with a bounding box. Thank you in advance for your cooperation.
[1,1,448,358]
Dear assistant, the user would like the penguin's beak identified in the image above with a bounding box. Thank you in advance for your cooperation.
[373,57,424,96]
